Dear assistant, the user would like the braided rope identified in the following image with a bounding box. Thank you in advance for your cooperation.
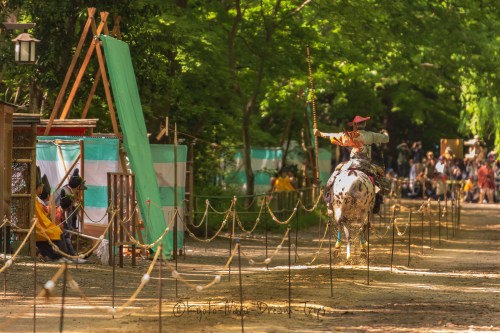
[118,209,178,249]
[234,196,266,234]
[239,228,290,265]
[164,243,239,291]
[298,190,324,212]
[266,201,299,225]
[0,221,36,273]
[0,264,67,330]
[113,246,161,313]
[183,211,230,243]
[304,222,331,265]
[35,209,117,260]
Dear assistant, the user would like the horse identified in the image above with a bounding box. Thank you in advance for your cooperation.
[326,167,376,260]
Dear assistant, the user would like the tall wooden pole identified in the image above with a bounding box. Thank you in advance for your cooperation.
[306,46,320,185]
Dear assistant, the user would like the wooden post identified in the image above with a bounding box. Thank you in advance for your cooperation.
[44,8,96,135]
[81,16,121,120]
[59,13,109,120]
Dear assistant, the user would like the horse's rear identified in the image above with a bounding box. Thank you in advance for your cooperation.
[328,169,375,259]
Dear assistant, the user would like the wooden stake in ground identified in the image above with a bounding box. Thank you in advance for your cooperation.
[408,209,412,267]
[237,241,245,333]
[288,227,292,318]
[328,222,333,296]
[390,206,396,273]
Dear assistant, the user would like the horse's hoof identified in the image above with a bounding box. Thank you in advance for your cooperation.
[334,249,341,258]
[360,249,367,259]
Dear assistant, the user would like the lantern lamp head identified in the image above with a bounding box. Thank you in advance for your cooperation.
[12,32,40,64]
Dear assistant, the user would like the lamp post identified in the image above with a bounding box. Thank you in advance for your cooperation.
[2,21,41,113]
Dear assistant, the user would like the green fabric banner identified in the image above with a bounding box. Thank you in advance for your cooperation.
[100,35,172,255]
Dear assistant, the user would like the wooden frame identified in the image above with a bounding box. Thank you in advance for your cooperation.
[44,8,121,136]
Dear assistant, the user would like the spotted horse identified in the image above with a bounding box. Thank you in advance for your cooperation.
[325,167,375,261]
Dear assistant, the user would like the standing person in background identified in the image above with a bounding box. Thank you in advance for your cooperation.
[396,142,411,178]
[477,160,495,204]
[412,141,423,163]
[424,151,436,198]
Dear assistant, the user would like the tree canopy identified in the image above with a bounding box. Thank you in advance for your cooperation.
[1,0,499,194]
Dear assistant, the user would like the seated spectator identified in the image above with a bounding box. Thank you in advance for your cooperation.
[36,169,86,263]
[463,176,479,203]
[274,168,295,192]
[34,168,67,262]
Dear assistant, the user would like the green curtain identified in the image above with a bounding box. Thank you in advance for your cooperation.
[100,35,172,255]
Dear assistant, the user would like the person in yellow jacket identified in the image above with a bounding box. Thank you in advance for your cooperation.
[273,169,295,192]
[34,167,68,262]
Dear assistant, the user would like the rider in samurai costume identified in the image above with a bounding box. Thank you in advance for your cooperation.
[314,115,390,213]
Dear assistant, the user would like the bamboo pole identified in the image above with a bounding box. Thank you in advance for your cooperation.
[306,46,320,185]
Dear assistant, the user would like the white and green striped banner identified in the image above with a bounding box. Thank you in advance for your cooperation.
[231,148,282,193]
[228,145,332,193]
[36,136,120,225]
[150,144,187,247]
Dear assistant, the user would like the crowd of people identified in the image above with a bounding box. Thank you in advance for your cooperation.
[392,136,499,204]
[268,134,499,205]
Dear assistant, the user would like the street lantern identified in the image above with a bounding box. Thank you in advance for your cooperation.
[12,32,40,64]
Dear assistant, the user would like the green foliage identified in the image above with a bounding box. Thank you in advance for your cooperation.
[1,0,499,193]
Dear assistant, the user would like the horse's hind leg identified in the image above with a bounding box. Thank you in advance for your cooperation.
[343,223,352,260]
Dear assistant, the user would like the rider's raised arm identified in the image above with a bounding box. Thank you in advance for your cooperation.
[364,130,389,145]
[314,129,344,143]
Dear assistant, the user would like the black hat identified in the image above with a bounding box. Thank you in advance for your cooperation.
[39,175,51,200]
[36,166,42,188]
[60,189,73,210]
[68,168,87,190]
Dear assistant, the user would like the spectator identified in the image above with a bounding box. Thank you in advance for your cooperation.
[434,174,447,201]
[477,161,495,204]
[408,158,418,197]
[411,141,423,163]
[34,168,68,263]
[463,176,478,203]
[274,168,295,192]
[54,168,87,231]
[396,142,411,178]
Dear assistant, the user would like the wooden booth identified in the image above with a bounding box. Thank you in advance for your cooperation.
[1,100,41,255]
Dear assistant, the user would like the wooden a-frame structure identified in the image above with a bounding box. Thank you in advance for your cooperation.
[43,7,121,137]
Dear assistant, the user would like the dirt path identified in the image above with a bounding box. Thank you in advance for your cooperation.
[0,201,499,332]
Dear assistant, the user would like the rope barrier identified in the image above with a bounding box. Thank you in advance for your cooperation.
[239,228,290,265]
[0,221,37,273]
[164,243,239,291]
[118,209,178,249]
[34,209,117,260]
[298,190,324,212]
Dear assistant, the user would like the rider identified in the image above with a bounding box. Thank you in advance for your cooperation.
[314,115,389,213]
